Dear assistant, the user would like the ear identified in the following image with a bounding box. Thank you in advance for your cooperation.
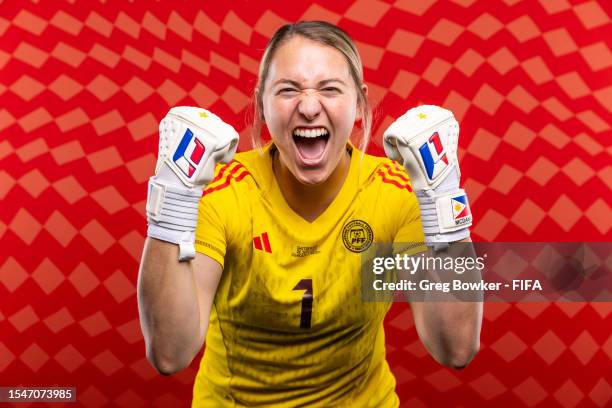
[355,83,368,120]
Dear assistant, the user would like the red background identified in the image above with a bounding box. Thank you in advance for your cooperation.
[0,0,611,407]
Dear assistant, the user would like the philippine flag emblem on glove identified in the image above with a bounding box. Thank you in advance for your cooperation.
[172,128,206,178]
[451,195,471,225]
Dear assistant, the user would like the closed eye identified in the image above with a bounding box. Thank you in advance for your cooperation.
[321,87,341,94]
[278,88,299,95]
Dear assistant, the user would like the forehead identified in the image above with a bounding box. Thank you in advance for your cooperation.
[267,36,351,85]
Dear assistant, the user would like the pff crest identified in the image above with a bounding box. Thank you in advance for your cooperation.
[342,220,374,253]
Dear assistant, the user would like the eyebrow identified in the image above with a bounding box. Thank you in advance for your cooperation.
[273,78,348,87]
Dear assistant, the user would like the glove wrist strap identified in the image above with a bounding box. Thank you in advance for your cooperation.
[146,177,202,261]
[416,179,472,247]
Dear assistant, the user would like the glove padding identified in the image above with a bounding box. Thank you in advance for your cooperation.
[383,105,471,248]
[155,106,239,187]
[383,105,460,191]
[146,106,239,260]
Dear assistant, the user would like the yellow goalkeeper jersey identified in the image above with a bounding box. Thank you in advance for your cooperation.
[193,143,424,407]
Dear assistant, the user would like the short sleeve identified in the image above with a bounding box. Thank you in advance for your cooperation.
[393,188,427,256]
[195,193,227,268]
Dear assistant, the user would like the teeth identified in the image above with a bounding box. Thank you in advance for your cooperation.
[293,128,329,138]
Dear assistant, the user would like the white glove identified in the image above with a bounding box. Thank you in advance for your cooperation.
[146,106,239,261]
[383,105,471,249]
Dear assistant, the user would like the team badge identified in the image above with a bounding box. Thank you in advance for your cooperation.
[172,128,206,178]
[342,220,373,253]
[451,194,472,226]
[418,131,449,181]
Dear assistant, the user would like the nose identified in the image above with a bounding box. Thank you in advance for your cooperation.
[297,90,322,121]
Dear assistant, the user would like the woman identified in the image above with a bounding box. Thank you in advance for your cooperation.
[138,21,481,407]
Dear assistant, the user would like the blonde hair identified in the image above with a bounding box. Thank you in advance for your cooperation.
[251,21,372,152]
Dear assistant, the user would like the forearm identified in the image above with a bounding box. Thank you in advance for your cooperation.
[411,238,483,368]
[413,301,482,368]
[137,237,204,374]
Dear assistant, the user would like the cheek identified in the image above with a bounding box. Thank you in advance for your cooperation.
[265,98,292,128]
[328,99,357,129]
[264,100,295,147]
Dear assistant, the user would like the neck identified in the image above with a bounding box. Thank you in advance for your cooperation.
[273,148,351,223]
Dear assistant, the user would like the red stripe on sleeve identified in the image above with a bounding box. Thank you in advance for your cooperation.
[383,163,410,182]
[202,164,248,197]
[208,162,235,185]
[377,170,413,192]
[234,170,249,183]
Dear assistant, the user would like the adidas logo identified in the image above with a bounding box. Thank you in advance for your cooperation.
[253,232,272,253]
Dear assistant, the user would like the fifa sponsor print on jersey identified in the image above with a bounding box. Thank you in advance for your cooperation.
[292,246,319,257]
[172,128,206,178]
[418,131,449,181]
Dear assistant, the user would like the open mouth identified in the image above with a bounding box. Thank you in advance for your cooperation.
[292,127,329,163]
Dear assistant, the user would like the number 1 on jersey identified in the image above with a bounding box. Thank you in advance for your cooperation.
[293,279,313,329]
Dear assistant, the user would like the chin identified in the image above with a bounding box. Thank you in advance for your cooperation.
[293,166,331,186]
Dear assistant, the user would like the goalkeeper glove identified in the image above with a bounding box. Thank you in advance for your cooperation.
[146,106,238,261]
[383,105,472,250]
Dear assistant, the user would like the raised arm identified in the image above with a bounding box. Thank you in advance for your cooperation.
[137,106,238,375]
[384,105,482,369]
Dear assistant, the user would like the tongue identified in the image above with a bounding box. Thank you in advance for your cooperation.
[295,137,326,160]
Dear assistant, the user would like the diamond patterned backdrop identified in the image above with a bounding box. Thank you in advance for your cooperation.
[0,0,610,407]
